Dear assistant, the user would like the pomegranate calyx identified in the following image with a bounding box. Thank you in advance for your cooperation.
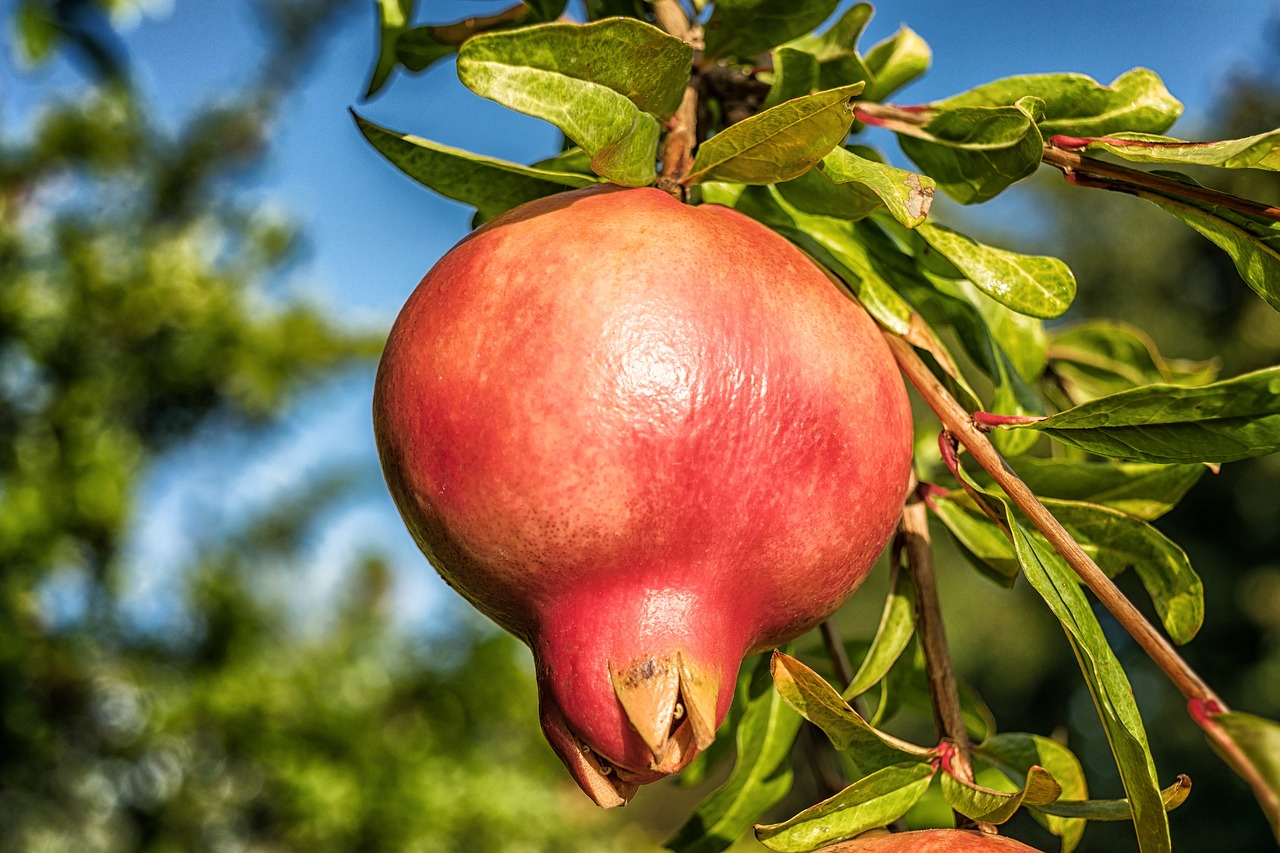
[539,694,639,808]
[609,650,723,770]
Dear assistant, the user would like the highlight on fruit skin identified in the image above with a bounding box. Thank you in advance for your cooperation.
[372,184,915,805]
[823,829,1043,851]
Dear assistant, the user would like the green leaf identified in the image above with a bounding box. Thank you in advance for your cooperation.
[916,221,1075,318]
[366,0,415,97]
[931,497,1019,585]
[844,567,917,700]
[13,0,60,67]
[770,652,931,774]
[665,655,803,853]
[981,458,1204,520]
[1048,320,1220,405]
[353,113,598,221]
[1148,194,1280,313]
[897,97,1046,204]
[761,47,821,110]
[704,0,841,62]
[1052,129,1280,171]
[978,733,1088,851]
[818,147,935,227]
[1004,519,1171,852]
[1040,499,1203,645]
[776,165,882,223]
[755,763,936,851]
[940,761,1062,824]
[780,2,874,92]
[935,69,1182,137]
[727,186,914,334]
[863,26,930,101]
[1032,775,1191,822]
[456,19,693,186]
[1194,707,1280,840]
[686,83,865,186]
[1005,366,1280,464]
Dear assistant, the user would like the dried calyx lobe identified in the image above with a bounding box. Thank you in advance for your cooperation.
[372,186,914,806]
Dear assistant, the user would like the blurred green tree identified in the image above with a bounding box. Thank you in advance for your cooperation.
[0,4,655,850]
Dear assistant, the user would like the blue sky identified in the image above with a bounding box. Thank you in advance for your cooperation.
[6,0,1277,632]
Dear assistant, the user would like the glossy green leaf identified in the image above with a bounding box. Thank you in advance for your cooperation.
[457,19,693,186]
[1048,320,1220,405]
[353,114,597,221]
[367,0,415,97]
[1195,708,1280,840]
[781,2,874,91]
[1006,522,1171,852]
[935,69,1181,137]
[686,83,865,186]
[1151,194,1280,312]
[844,567,917,700]
[1053,128,1280,171]
[754,762,936,852]
[818,146,935,227]
[665,655,803,853]
[863,26,930,101]
[897,97,1045,204]
[770,652,931,775]
[1039,498,1203,644]
[1007,366,1280,463]
[703,0,840,62]
[978,733,1088,851]
[775,165,882,223]
[916,221,1076,318]
[1032,775,1191,822]
[931,497,1019,584]
[940,762,1062,824]
[761,47,821,110]
[986,458,1205,520]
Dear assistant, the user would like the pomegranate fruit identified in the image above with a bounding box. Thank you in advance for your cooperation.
[373,185,913,806]
[824,829,1042,851]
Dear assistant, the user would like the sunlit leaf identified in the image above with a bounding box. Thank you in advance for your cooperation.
[1051,129,1280,171]
[1040,498,1203,644]
[665,655,803,853]
[818,146,935,227]
[863,26,930,101]
[1032,775,1192,822]
[844,567,917,700]
[1193,706,1280,840]
[366,0,415,97]
[897,97,1045,204]
[1004,366,1280,463]
[762,47,821,109]
[935,68,1182,137]
[353,114,597,221]
[916,221,1076,318]
[770,652,931,776]
[978,733,1088,851]
[978,458,1205,520]
[457,19,693,186]
[754,762,936,852]
[703,0,840,62]
[686,83,865,186]
[931,497,1018,585]
[940,761,1062,824]
[781,2,874,91]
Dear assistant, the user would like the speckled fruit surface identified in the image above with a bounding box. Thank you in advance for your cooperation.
[373,185,914,805]
[828,829,1043,851]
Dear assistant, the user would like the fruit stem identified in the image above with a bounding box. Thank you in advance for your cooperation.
[652,0,699,196]
[883,326,1225,710]
[900,475,990,833]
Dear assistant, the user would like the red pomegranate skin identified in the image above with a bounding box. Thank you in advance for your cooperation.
[373,185,913,804]
[825,829,1043,852]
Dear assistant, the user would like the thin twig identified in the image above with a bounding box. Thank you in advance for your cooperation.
[820,619,856,689]
[899,479,989,832]
[884,327,1224,709]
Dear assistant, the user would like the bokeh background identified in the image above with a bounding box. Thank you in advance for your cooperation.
[3,0,1279,849]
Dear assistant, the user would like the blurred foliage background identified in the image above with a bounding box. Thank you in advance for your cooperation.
[1,2,1278,851]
